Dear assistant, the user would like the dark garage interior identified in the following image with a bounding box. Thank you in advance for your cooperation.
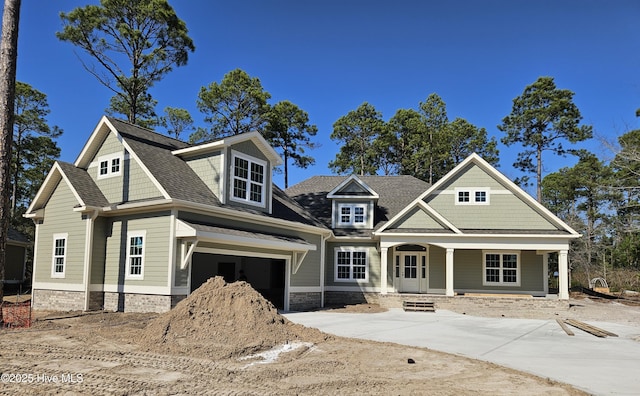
[190,252,286,308]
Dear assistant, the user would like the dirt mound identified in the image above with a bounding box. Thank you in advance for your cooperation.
[139,277,328,359]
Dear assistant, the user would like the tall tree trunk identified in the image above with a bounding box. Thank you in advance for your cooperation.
[0,0,21,324]
[536,144,543,202]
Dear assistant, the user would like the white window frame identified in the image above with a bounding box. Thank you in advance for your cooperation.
[336,203,368,227]
[334,247,369,282]
[51,233,68,278]
[482,251,520,286]
[455,187,490,205]
[97,153,123,179]
[125,231,146,279]
[230,151,267,208]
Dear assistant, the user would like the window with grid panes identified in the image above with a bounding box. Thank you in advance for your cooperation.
[335,248,368,281]
[232,153,266,207]
[484,252,519,285]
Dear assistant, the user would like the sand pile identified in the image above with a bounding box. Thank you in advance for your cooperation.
[139,277,328,359]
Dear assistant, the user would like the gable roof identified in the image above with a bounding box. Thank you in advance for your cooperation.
[109,118,222,206]
[29,116,326,232]
[286,175,431,234]
[327,174,379,199]
[26,161,109,215]
[172,130,283,166]
[377,153,580,236]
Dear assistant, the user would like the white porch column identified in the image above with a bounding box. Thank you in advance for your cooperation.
[380,247,388,295]
[445,248,454,297]
[558,250,569,300]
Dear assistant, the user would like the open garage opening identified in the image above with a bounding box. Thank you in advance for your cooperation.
[190,252,286,309]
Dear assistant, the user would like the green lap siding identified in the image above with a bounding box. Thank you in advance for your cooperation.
[453,249,543,292]
[89,133,162,203]
[424,163,558,230]
[326,242,380,288]
[34,181,86,284]
[185,152,223,197]
[393,207,446,230]
[90,217,108,285]
[429,246,446,290]
[104,213,171,287]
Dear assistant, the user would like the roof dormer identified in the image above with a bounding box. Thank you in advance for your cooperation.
[328,175,379,229]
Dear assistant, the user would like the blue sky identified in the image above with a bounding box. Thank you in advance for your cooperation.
[15,0,640,191]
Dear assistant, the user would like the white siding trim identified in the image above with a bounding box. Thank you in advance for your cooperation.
[325,286,381,292]
[90,284,172,294]
[229,150,267,208]
[125,230,146,280]
[289,286,322,293]
[51,233,68,279]
[482,251,521,287]
[34,282,85,292]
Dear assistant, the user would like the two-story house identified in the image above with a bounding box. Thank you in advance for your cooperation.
[26,117,579,313]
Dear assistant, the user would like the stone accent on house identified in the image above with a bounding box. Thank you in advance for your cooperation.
[32,289,85,311]
[103,292,175,313]
[324,291,380,307]
[289,292,321,311]
[378,293,569,315]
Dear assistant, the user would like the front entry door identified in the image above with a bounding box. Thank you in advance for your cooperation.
[402,254,419,292]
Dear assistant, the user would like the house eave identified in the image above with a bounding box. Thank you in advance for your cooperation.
[374,231,580,239]
[95,198,331,236]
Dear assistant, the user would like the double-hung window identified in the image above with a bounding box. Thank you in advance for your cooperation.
[483,252,520,286]
[126,231,146,279]
[51,233,67,278]
[337,203,367,227]
[335,247,368,281]
[231,152,266,207]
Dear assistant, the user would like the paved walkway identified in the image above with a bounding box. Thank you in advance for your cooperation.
[283,308,640,395]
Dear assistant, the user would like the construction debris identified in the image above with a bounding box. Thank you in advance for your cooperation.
[403,301,435,312]
[556,319,574,336]
[563,319,618,338]
[139,277,328,359]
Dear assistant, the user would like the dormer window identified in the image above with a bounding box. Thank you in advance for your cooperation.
[337,203,367,227]
[97,153,123,179]
[455,188,490,205]
[231,151,266,207]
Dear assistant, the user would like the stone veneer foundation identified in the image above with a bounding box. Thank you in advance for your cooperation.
[33,289,85,311]
[289,292,321,311]
[324,291,569,315]
[32,289,186,313]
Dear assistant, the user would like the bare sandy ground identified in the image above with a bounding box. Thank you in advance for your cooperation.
[4,283,636,395]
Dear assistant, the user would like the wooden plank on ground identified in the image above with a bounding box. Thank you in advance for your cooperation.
[564,319,618,338]
[556,319,574,336]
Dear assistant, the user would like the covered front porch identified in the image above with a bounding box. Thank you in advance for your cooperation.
[379,235,571,300]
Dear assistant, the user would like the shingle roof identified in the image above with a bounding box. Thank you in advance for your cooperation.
[285,175,431,231]
[107,118,325,229]
[109,118,221,206]
[57,161,109,207]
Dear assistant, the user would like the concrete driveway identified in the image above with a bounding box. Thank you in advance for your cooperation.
[283,308,640,395]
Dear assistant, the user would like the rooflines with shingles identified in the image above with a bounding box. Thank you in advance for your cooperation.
[108,118,324,228]
[57,161,109,207]
[285,175,431,230]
